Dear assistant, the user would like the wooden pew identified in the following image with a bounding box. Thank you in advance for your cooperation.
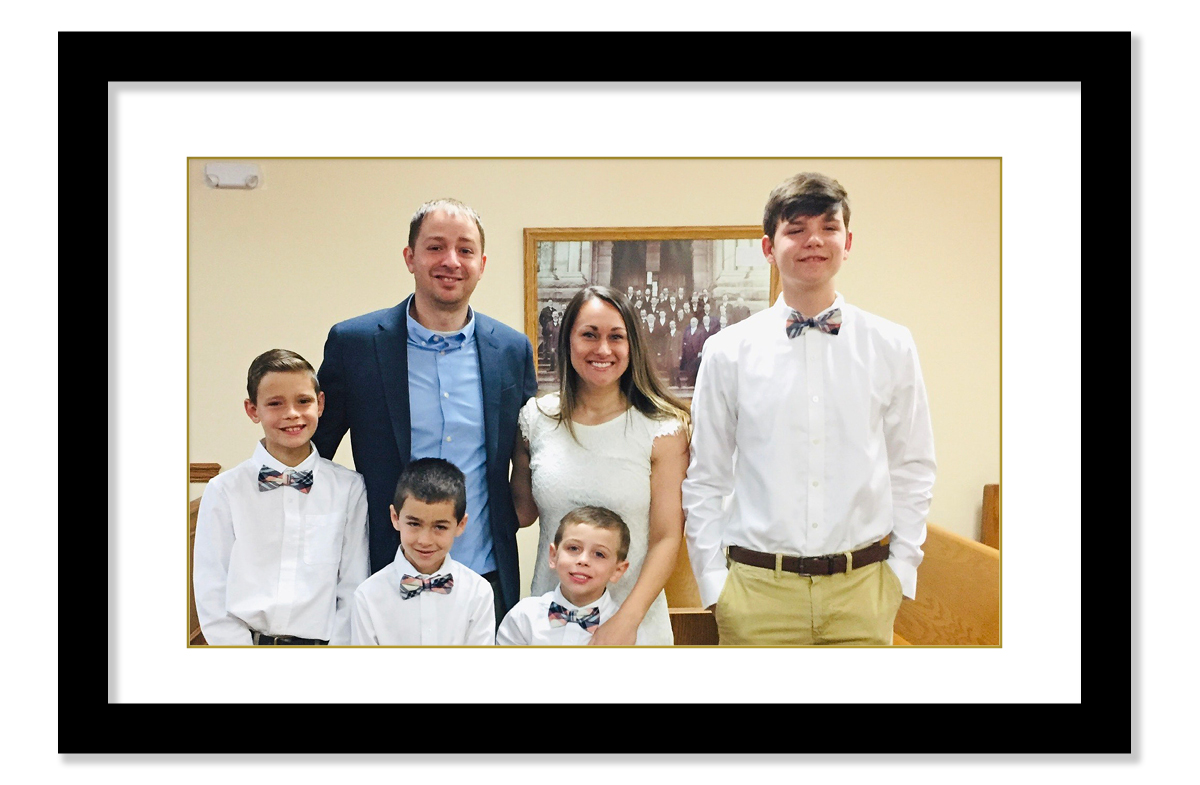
[892,522,999,645]
[188,462,218,646]
[981,483,1000,549]
[665,545,719,645]
[188,497,207,645]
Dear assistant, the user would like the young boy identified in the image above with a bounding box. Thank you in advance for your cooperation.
[193,349,370,645]
[496,506,634,646]
[350,458,496,645]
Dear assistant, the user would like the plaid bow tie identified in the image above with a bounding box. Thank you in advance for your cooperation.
[257,466,314,493]
[785,308,842,338]
[548,601,601,632]
[399,573,454,599]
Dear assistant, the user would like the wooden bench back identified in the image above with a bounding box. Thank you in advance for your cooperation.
[188,497,206,645]
[893,522,999,645]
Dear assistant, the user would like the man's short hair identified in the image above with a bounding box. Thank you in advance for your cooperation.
[246,349,320,404]
[406,198,486,253]
[393,457,468,521]
[763,172,851,239]
[553,506,631,562]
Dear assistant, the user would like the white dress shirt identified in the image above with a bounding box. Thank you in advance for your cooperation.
[495,585,638,646]
[350,548,495,645]
[682,293,936,607]
[193,441,370,644]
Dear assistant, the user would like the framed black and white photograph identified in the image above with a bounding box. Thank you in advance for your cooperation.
[523,226,779,396]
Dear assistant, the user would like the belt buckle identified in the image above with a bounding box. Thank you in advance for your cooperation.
[804,555,837,576]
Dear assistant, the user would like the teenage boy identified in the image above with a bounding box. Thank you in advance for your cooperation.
[193,349,370,645]
[682,172,937,645]
[350,458,495,645]
[314,198,538,625]
[496,506,634,646]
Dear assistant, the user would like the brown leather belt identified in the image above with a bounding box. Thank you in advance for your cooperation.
[727,541,889,576]
[251,631,328,646]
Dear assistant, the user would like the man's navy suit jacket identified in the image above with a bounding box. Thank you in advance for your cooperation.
[312,295,537,617]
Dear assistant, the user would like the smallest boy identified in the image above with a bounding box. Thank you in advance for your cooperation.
[351,458,496,645]
[193,349,370,645]
[497,506,636,646]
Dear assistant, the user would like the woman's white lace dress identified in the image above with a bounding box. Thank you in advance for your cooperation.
[519,393,683,645]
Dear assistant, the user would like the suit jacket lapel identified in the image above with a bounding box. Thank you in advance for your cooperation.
[475,315,501,471]
[376,297,412,463]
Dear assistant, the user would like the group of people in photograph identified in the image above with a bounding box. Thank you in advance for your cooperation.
[192,171,937,648]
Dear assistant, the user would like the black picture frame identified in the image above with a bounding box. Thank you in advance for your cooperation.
[79,31,1123,755]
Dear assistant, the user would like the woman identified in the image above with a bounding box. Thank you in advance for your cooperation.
[511,285,690,644]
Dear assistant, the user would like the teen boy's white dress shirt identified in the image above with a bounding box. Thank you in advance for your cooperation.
[193,442,370,644]
[682,293,937,608]
[350,547,495,645]
[495,585,640,646]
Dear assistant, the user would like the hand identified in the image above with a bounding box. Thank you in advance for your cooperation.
[587,611,640,646]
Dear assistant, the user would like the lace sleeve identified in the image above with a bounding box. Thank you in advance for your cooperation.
[652,413,686,441]
[517,397,537,443]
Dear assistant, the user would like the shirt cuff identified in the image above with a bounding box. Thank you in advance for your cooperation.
[698,567,729,610]
[887,556,918,600]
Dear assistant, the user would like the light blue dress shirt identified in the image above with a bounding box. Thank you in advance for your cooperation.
[406,306,495,577]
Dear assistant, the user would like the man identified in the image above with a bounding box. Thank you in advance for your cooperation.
[731,294,751,324]
[679,315,705,387]
[682,173,936,645]
[314,198,537,624]
[666,319,684,387]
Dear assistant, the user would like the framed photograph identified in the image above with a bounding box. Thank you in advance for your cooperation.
[523,226,779,396]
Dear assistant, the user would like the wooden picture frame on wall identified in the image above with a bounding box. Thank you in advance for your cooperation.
[523,226,779,398]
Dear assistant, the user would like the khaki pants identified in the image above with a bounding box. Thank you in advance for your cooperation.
[715,558,903,645]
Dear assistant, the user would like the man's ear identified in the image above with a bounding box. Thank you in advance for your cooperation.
[609,559,631,584]
[844,230,853,256]
[402,245,416,273]
[761,234,775,265]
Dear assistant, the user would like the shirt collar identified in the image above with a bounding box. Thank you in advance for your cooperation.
[393,544,455,579]
[406,299,476,351]
[552,583,610,612]
[772,291,845,321]
[252,440,318,474]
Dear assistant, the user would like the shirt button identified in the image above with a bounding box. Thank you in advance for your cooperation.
[812,395,819,402]
[443,392,449,398]
[812,523,819,528]
[440,351,446,356]
[812,480,819,487]
[812,438,820,445]
[445,436,452,442]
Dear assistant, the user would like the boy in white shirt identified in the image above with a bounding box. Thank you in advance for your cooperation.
[351,458,495,645]
[682,172,936,645]
[497,506,635,646]
[193,349,370,645]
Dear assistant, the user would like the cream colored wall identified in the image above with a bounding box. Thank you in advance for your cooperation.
[188,158,1000,594]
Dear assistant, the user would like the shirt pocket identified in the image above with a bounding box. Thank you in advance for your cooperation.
[302,513,342,565]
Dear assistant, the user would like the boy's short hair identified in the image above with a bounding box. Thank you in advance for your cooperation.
[763,172,851,239]
[553,506,631,562]
[393,457,468,521]
[407,198,486,253]
[246,349,320,404]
